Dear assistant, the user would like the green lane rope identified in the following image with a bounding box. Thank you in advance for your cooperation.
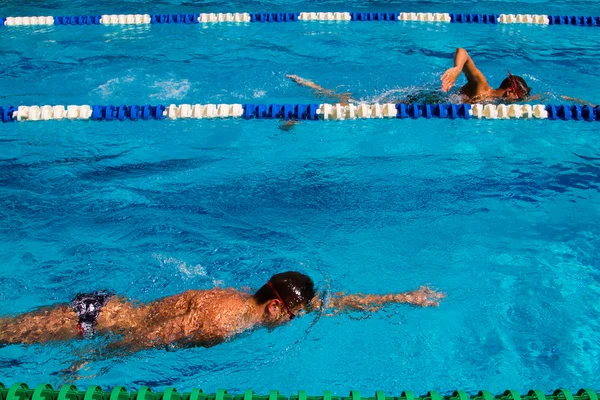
[0,384,598,400]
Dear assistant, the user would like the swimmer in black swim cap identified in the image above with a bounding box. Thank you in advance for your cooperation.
[0,271,444,351]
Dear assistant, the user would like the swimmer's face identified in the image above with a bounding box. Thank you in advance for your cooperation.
[502,88,521,100]
[262,300,307,328]
[262,299,291,328]
[498,73,531,101]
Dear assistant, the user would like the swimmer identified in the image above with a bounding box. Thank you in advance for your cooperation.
[0,271,444,351]
[442,48,595,105]
[441,48,531,102]
[286,48,533,105]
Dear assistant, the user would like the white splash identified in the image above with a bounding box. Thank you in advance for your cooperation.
[152,253,223,286]
[252,89,266,98]
[370,87,409,104]
[152,253,206,276]
[93,76,135,99]
[149,79,190,100]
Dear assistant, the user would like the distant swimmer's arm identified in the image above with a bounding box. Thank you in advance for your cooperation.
[287,74,353,105]
[561,95,596,106]
[310,287,445,314]
[441,48,489,92]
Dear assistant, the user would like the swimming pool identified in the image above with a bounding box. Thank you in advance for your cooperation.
[1,0,600,394]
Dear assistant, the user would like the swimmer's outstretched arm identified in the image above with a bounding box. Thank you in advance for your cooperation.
[441,48,489,92]
[560,95,596,106]
[312,286,445,314]
[528,94,596,106]
[287,74,353,105]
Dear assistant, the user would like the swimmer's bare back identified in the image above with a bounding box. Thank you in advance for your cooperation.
[100,289,255,350]
[0,289,254,350]
[0,286,444,351]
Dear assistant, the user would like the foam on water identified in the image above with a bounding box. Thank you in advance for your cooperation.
[94,77,136,98]
[149,79,191,101]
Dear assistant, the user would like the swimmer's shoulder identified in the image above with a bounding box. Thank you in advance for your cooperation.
[461,80,492,99]
[184,289,251,345]
[176,289,250,322]
[183,287,247,303]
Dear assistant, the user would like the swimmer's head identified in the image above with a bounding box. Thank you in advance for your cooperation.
[253,271,315,326]
[498,71,531,100]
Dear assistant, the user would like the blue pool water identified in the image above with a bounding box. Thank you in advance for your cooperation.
[1,0,600,395]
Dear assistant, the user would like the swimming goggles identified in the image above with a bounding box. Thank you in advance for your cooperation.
[507,69,525,100]
[267,281,296,320]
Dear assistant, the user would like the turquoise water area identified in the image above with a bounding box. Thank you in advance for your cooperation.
[1,0,600,395]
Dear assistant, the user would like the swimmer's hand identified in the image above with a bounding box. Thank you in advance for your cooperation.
[287,74,353,106]
[286,74,332,96]
[441,66,461,92]
[287,74,306,85]
[395,286,445,307]
[287,74,322,92]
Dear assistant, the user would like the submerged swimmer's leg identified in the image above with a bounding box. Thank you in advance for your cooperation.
[0,304,80,344]
[287,74,353,106]
[278,119,299,131]
[0,291,117,345]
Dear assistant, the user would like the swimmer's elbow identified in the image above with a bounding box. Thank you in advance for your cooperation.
[458,48,472,59]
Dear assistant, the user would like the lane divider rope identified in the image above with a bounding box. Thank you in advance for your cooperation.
[1,13,599,26]
[1,103,598,122]
[0,382,599,400]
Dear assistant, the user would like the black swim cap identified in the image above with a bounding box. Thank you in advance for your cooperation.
[253,271,315,309]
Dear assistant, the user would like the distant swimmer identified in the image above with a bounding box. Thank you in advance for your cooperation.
[286,47,533,105]
[441,47,592,105]
[0,271,444,351]
[441,47,531,102]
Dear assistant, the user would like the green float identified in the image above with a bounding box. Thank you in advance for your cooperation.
[0,384,598,400]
